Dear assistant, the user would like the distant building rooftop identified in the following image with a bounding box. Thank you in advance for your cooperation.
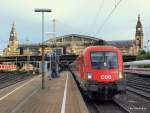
[107,40,136,48]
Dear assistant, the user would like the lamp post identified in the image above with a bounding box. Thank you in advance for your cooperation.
[34,8,52,89]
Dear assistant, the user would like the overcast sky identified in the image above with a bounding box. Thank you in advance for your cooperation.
[0,0,150,50]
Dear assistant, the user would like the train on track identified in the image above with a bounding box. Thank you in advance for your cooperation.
[70,46,126,100]
[124,60,150,75]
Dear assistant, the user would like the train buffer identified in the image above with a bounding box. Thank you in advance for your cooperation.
[0,72,89,113]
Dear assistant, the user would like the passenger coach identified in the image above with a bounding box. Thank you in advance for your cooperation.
[124,60,150,75]
[71,46,126,100]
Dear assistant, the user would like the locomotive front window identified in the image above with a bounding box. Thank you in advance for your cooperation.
[91,52,118,69]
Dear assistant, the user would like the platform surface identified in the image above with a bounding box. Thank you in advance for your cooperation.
[0,72,89,113]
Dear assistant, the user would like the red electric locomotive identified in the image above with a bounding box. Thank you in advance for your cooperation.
[71,46,126,100]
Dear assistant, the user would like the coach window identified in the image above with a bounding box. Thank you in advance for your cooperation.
[143,64,150,68]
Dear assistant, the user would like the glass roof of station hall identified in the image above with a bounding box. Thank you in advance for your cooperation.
[19,34,135,49]
[44,34,103,42]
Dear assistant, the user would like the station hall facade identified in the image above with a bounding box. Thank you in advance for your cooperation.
[3,15,144,56]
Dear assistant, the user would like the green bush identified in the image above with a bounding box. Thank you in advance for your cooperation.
[136,52,150,60]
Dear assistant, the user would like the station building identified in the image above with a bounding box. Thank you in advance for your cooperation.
[3,15,144,56]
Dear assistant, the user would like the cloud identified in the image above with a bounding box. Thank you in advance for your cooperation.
[0,0,150,49]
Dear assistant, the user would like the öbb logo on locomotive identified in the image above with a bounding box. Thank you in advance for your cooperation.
[100,75,112,80]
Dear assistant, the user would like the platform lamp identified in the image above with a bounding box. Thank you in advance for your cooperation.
[34,8,52,89]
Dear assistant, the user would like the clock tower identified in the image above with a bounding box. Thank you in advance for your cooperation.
[135,14,144,49]
[9,23,18,51]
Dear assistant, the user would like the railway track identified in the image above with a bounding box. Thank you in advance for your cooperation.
[85,97,131,113]
[0,72,33,89]
[113,98,131,113]
[84,77,150,113]
[85,86,150,113]
[126,82,150,100]
[127,82,150,92]
[127,87,150,100]
[126,75,150,83]
[126,74,150,100]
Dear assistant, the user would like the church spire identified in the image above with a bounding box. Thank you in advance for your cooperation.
[135,14,144,49]
[9,23,17,41]
[135,14,143,36]
[138,14,140,21]
[10,23,16,34]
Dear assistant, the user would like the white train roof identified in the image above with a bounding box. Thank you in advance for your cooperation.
[124,60,150,65]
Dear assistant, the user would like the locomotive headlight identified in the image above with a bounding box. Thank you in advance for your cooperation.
[119,71,123,79]
[87,73,92,79]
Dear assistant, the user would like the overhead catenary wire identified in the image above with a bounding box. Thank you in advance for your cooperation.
[88,0,104,33]
[94,0,123,36]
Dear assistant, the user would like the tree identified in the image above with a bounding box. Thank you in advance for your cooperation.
[136,51,150,60]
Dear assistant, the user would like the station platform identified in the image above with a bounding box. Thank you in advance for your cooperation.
[0,71,89,113]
